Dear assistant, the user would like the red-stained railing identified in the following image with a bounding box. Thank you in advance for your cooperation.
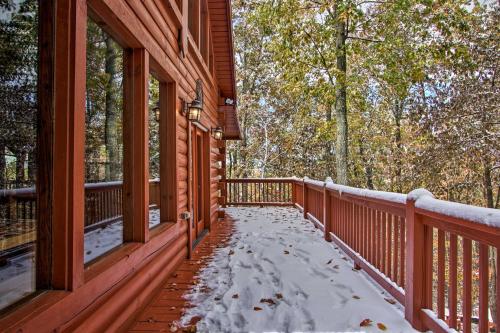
[224,178,294,206]
[226,177,500,333]
[0,179,161,231]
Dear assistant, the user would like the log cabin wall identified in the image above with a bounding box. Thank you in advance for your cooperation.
[0,0,237,331]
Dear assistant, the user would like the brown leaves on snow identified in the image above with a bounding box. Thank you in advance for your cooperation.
[359,319,388,331]
[384,298,397,305]
[260,298,277,306]
[377,323,388,331]
[360,319,372,327]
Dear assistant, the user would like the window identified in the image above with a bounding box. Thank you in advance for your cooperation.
[148,76,160,229]
[0,1,39,309]
[188,0,199,45]
[200,0,209,62]
[84,18,125,264]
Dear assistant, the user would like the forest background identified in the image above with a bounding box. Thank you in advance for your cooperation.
[227,0,499,210]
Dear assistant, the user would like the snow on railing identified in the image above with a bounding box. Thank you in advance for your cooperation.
[224,177,500,333]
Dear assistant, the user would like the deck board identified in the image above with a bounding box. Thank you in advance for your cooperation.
[128,216,234,332]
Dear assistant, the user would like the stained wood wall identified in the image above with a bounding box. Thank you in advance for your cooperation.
[0,0,236,331]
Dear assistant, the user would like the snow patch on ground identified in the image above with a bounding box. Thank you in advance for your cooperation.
[181,206,417,332]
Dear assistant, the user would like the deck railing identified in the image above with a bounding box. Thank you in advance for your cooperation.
[224,177,500,333]
[224,178,295,206]
[0,179,161,231]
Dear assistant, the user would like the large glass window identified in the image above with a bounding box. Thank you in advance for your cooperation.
[84,18,124,264]
[0,1,39,309]
[148,76,161,229]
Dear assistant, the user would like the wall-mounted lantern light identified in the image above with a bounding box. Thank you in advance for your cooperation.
[182,79,204,122]
[211,126,224,140]
[153,102,160,122]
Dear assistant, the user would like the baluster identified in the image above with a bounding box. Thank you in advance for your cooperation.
[448,234,458,328]
[385,214,394,281]
[462,238,472,333]
[393,216,399,282]
[381,212,387,274]
[400,216,406,288]
[437,230,445,320]
[478,243,489,333]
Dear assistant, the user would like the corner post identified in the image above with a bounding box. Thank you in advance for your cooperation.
[323,183,332,242]
[405,189,433,331]
[302,178,308,219]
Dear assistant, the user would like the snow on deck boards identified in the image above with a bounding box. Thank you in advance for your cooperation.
[129,207,417,333]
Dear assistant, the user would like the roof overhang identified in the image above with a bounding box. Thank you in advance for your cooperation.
[209,0,241,140]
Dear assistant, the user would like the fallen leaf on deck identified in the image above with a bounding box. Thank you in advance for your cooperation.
[384,298,396,304]
[247,250,253,253]
[333,265,339,269]
[352,295,360,299]
[228,250,235,255]
[260,298,276,305]
[377,323,387,331]
[183,325,197,333]
[232,294,239,299]
[275,293,283,299]
[214,296,221,301]
[284,250,290,254]
[253,306,263,311]
[360,319,372,327]
[326,259,333,264]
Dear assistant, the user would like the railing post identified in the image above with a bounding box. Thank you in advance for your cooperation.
[323,183,332,242]
[405,189,434,331]
[302,177,308,219]
[291,180,297,205]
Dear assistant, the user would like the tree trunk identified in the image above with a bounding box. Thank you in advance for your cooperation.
[334,5,348,185]
[15,151,27,186]
[358,139,373,190]
[0,142,5,188]
[324,104,334,179]
[393,100,403,193]
[104,35,119,181]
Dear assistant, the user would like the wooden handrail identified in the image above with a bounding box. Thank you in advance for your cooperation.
[0,179,162,229]
[225,177,500,333]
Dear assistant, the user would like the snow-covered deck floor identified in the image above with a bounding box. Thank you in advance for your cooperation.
[181,207,416,332]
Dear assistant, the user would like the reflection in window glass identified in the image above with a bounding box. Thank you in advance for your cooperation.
[149,76,160,229]
[84,19,124,264]
[0,2,38,309]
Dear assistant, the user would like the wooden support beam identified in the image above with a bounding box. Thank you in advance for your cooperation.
[52,0,87,290]
[123,48,150,243]
[160,81,179,223]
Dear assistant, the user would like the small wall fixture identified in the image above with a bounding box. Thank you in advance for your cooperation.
[182,79,204,122]
[211,126,224,140]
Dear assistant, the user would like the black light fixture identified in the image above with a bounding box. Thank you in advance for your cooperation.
[211,126,224,140]
[183,79,204,122]
[153,101,160,122]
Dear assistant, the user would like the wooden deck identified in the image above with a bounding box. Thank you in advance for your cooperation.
[128,216,235,332]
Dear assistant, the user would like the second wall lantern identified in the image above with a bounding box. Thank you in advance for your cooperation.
[183,79,204,122]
